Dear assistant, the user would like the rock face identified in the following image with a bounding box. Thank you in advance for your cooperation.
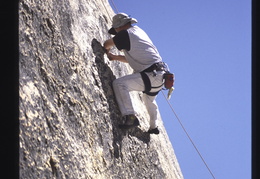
[19,0,183,178]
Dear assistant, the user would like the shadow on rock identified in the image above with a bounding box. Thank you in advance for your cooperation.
[91,38,151,158]
[91,38,123,159]
[127,127,151,145]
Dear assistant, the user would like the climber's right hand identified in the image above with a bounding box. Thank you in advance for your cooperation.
[106,52,116,61]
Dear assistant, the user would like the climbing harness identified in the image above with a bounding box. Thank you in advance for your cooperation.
[140,62,174,96]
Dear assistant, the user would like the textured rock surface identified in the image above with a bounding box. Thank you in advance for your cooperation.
[19,0,183,178]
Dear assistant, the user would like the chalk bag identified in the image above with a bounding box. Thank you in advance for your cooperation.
[163,72,174,89]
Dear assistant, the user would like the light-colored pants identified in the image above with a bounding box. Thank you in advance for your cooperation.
[112,71,165,129]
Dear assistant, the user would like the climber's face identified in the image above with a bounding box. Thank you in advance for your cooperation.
[114,26,123,33]
[115,22,131,33]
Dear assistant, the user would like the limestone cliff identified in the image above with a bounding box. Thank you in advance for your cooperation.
[19,0,183,178]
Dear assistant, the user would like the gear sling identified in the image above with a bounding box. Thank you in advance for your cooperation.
[140,62,174,96]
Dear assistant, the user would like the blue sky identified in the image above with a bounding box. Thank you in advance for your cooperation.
[109,0,251,179]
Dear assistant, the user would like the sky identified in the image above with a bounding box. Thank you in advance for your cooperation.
[108,1,251,179]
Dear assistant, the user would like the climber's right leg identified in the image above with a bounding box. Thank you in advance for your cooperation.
[112,73,144,128]
[112,73,144,116]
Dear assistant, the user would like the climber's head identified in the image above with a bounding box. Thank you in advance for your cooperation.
[108,13,137,35]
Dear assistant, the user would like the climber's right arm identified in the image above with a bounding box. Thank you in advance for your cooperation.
[106,53,128,63]
[103,38,128,63]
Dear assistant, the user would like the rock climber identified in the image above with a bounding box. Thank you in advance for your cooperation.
[103,13,170,135]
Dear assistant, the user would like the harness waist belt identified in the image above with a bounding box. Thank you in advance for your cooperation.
[142,62,166,73]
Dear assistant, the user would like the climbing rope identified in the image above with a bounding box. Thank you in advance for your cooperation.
[161,91,216,179]
[100,0,112,22]
[109,0,119,14]
[100,0,119,23]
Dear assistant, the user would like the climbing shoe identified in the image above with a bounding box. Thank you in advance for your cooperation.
[148,127,159,135]
[118,114,140,129]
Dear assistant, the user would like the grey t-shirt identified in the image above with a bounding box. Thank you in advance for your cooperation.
[113,26,162,72]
